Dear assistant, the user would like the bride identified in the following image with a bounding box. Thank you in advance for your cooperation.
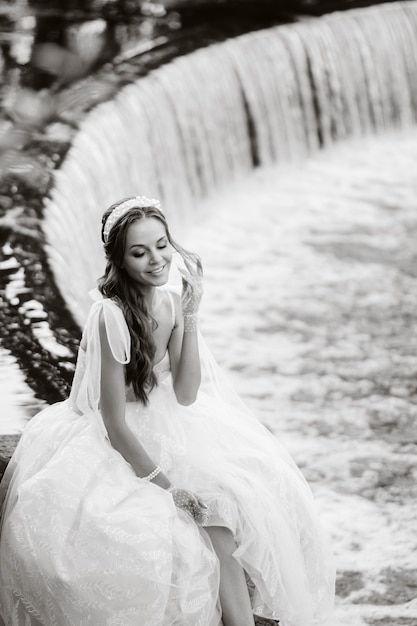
[0,196,334,626]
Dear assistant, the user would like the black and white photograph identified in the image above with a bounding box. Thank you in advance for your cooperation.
[0,1,416,624]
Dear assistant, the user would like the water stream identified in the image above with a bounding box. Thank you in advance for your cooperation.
[1,3,417,622]
[186,129,417,625]
[42,2,417,326]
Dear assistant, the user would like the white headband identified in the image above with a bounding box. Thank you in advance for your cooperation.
[103,196,161,242]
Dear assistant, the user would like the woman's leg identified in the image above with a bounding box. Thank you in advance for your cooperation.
[206,526,255,626]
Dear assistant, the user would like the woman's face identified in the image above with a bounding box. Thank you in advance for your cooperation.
[122,217,173,288]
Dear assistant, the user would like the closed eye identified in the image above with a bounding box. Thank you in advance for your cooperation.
[132,245,166,258]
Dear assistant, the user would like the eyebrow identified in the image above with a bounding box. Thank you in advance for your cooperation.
[129,236,167,250]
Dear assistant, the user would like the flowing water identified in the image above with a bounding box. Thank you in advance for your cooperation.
[42,2,417,325]
[186,129,417,625]
[2,5,417,622]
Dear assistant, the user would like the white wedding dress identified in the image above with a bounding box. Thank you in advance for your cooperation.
[0,288,334,626]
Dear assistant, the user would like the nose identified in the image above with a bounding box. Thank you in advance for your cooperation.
[149,248,163,264]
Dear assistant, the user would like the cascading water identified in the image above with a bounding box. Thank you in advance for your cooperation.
[3,5,417,623]
[43,2,417,325]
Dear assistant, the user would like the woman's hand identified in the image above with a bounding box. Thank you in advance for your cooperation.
[179,257,204,318]
[168,487,208,525]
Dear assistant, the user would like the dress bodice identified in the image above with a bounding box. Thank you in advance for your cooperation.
[69,289,176,414]
[153,350,171,377]
[70,342,173,410]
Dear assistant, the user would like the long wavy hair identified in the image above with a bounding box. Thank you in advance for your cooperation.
[98,198,201,405]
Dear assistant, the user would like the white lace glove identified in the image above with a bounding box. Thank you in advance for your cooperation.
[168,487,209,525]
[179,257,203,332]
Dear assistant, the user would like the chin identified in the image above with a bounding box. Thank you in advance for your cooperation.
[153,274,169,286]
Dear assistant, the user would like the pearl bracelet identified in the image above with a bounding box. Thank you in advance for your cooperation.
[183,314,197,333]
[142,466,162,482]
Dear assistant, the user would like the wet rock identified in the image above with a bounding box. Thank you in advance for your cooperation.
[0,435,20,480]
[42,122,75,144]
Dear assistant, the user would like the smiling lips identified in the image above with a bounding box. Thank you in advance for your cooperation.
[148,264,166,275]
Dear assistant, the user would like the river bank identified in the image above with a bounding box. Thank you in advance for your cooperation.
[0,435,19,480]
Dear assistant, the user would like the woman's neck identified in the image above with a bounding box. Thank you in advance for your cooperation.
[140,285,158,313]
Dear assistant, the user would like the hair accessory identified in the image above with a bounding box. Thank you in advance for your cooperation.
[103,196,161,242]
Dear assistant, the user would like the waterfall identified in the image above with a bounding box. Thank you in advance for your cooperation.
[43,2,417,325]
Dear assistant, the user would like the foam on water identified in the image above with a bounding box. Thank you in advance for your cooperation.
[184,129,417,625]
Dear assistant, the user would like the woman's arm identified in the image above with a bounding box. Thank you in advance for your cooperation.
[168,294,201,406]
[99,312,171,489]
[100,308,207,522]
[168,256,204,406]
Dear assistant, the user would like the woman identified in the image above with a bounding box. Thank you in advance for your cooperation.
[0,196,334,626]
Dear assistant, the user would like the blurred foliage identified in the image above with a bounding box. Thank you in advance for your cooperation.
[0,0,171,182]
[0,0,395,91]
